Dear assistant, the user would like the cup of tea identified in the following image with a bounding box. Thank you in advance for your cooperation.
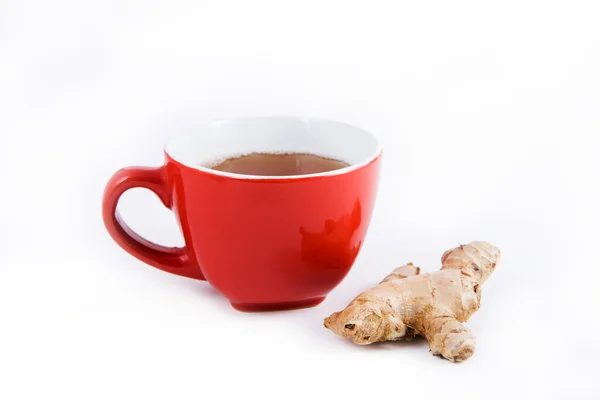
[102,117,382,311]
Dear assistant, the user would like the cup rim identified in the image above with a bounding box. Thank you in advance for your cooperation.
[164,116,382,180]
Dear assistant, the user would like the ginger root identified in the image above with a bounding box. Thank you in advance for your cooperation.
[324,241,500,362]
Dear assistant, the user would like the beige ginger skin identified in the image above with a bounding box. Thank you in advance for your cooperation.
[324,241,500,362]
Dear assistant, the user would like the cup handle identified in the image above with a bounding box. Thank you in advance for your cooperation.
[102,166,205,280]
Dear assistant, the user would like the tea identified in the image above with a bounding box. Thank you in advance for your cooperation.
[209,153,350,176]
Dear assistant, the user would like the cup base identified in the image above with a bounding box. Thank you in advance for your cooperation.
[230,296,326,312]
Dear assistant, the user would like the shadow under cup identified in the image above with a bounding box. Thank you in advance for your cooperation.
[102,117,382,311]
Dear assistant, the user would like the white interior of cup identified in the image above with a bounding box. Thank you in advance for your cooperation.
[164,117,381,179]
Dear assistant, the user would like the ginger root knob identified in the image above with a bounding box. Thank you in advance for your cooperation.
[324,241,500,362]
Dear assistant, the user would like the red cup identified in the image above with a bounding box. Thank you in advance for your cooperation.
[102,117,382,311]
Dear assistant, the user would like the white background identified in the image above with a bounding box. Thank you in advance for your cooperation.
[1,1,599,399]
